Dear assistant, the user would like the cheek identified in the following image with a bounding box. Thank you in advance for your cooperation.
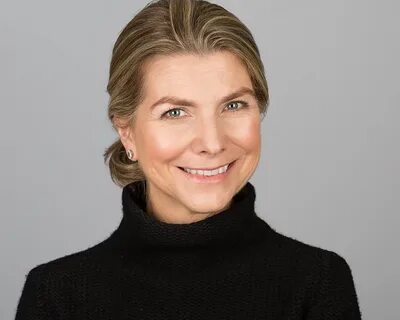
[136,113,261,162]
[231,117,261,152]
[138,124,184,163]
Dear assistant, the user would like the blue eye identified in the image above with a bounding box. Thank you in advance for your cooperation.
[161,100,249,120]
[226,101,249,111]
[163,108,184,119]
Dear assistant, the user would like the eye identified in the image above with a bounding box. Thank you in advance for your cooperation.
[161,108,187,119]
[160,100,249,120]
[225,100,249,112]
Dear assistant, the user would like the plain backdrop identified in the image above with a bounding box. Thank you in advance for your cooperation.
[2,0,399,319]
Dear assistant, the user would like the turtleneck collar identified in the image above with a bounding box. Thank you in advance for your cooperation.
[110,180,270,252]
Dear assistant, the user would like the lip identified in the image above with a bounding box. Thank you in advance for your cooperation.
[177,160,237,184]
[178,161,232,171]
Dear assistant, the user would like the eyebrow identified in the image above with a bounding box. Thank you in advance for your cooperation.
[149,86,256,110]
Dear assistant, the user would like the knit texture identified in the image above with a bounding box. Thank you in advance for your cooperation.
[15,181,362,319]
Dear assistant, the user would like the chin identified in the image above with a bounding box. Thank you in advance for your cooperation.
[184,194,232,214]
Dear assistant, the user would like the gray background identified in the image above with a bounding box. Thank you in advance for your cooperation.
[2,0,399,319]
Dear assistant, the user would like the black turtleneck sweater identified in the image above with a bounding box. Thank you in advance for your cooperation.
[15,181,362,319]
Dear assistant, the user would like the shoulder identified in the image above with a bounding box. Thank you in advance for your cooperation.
[260,220,355,278]
[261,223,360,308]
[263,227,362,317]
[16,236,120,318]
[22,235,117,287]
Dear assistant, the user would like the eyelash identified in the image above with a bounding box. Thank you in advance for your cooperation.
[161,100,250,120]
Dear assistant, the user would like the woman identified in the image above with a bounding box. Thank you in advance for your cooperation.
[15,0,362,319]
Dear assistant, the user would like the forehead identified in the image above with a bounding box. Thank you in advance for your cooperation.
[142,51,253,100]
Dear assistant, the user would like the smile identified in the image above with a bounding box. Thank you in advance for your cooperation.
[177,160,236,183]
[183,163,228,175]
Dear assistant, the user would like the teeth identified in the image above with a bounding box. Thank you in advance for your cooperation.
[184,164,229,176]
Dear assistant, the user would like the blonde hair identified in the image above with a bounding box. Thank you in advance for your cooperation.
[103,0,270,188]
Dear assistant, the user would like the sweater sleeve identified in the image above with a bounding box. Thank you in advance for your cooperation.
[15,266,54,320]
[305,251,363,319]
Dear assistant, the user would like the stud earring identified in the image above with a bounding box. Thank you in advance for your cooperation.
[126,149,134,160]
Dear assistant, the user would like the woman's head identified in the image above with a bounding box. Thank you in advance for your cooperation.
[104,0,270,223]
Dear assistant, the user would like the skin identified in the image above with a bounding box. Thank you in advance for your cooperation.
[115,50,262,224]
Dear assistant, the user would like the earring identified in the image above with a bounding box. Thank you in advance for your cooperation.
[126,149,134,160]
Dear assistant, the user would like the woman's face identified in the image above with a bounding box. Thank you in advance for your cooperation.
[117,51,261,223]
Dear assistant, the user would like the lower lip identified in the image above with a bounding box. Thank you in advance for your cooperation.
[178,160,236,184]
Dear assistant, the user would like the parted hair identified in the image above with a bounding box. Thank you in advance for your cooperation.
[103,0,270,188]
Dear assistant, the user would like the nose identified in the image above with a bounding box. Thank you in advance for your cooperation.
[192,116,225,155]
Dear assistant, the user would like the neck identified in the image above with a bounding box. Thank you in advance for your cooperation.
[143,181,235,225]
[108,180,270,252]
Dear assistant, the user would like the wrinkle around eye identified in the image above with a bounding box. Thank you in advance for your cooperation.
[161,107,188,119]
[160,100,250,120]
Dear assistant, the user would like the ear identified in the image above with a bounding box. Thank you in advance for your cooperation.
[113,117,137,159]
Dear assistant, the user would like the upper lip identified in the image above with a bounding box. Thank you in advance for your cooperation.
[179,160,234,171]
